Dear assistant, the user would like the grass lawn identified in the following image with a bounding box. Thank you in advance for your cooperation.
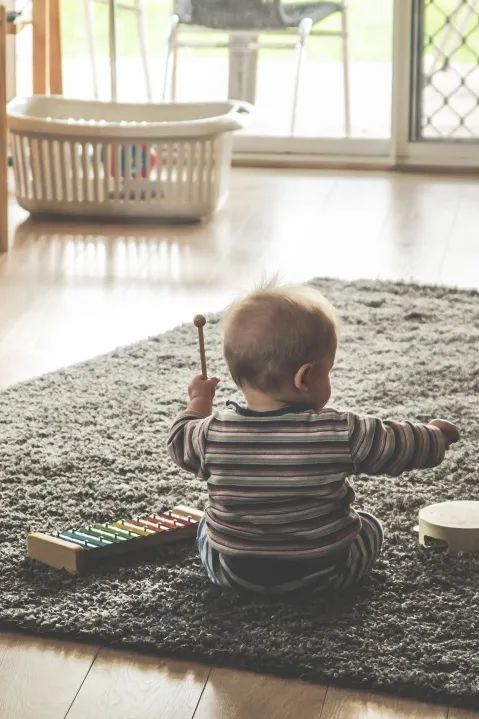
[61,0,393,61]
[60,0,478,66]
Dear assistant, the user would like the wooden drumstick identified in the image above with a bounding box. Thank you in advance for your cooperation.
[193,314,207,379]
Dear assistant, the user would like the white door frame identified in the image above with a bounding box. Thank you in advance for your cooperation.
[390,0,479,168]
[234,0,479,169]
[6,0,16,101]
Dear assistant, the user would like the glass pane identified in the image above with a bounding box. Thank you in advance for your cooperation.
[166,0,393,139]
[14,0,392,142]
[412,0,479,140]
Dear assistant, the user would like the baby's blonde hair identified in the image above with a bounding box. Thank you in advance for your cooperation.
[223,283,340,392]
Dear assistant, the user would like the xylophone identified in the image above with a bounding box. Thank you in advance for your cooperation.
[27,505,203,574]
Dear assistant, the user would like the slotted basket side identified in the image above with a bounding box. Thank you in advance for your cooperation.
[7,97,251,220]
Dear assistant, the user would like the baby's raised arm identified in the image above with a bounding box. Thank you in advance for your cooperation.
[348,412,459,477]
[167,375,220,476]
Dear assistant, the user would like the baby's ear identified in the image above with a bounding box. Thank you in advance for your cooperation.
[294,363,313,391]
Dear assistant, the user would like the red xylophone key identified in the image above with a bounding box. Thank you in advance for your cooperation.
[127,519,166,533]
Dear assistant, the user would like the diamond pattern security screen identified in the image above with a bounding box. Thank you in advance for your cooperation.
[411,0,479,140]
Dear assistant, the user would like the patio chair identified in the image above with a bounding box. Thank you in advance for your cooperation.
[161,0,350,136]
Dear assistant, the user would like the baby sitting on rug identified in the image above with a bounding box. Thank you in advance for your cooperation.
[167,284,459,595]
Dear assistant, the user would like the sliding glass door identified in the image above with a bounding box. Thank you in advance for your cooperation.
[411,0,479,140]
[392,0,479,166]
[25,0,477,168]
[46,0,392,161]
[230,0,393,160]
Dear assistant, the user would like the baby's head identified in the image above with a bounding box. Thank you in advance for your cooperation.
[223,283,339,410]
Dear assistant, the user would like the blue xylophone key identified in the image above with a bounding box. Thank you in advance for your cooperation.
[57,532,97,549]
[77,527,116,545]
[60,530,108,548]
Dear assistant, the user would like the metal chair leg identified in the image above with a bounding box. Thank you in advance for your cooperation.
[290,16,312,136]
[171,35,179,101]
[341,4,351,137]
[162,14,179,102]
[84,0,99,99]
[108,0,118,101]
[135,0,152,101]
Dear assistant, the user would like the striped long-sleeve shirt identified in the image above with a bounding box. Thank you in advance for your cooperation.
[167,401,446,560]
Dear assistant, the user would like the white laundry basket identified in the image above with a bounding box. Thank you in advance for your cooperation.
[7,96,252,220]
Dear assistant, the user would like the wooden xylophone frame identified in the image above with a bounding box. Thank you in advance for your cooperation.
[27,505,203,573]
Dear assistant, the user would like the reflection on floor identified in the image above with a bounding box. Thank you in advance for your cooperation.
[1,167,477,388]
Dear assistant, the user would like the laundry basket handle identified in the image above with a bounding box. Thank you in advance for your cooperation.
[221,101,254,132]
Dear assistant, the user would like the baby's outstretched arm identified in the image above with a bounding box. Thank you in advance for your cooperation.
[167,375,220,476]
[427,418,460,449]
[348,412,459,477]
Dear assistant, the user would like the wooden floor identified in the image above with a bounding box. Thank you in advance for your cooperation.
[0,168,478,718]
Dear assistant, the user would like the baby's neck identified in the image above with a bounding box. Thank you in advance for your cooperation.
[241,384,309,413]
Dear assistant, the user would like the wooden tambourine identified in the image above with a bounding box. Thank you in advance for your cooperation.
[418,500,479,554]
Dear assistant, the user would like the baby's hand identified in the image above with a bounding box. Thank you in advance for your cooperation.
[188,375,220,402]
[428,418,460,449]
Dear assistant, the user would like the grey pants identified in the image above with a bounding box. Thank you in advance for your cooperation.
[196,511,384,595]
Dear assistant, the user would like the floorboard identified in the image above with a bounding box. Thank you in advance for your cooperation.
[448,709,479,719]
[192,666,327,719]
[319,686,449,719]
[0,632,98,719]
[65,648,210,719]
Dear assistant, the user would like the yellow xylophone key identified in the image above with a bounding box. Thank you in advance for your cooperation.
[103,524,136,540]
[111,520,153,537]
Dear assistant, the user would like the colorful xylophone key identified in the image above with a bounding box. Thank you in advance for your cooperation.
[27,505,203,573]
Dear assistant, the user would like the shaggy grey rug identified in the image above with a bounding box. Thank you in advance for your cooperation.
[1,278,478,709]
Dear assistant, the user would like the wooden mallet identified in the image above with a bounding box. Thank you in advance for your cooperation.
[193,314,207,379]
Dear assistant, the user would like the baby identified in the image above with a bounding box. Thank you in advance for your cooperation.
[167,284,460,595]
